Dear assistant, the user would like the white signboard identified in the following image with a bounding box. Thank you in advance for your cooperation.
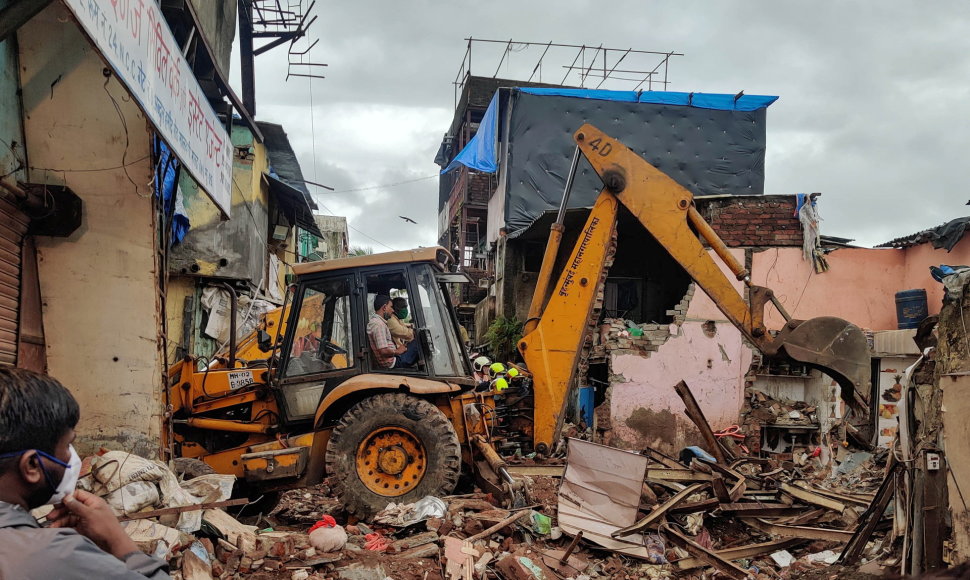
[62,0,233,217]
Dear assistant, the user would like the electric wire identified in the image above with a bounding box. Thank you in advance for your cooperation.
[102,75,146,197]
[322,174,438,195]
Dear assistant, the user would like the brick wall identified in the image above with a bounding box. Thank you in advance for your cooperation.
[467,171,494,205]
[699,195,803,247]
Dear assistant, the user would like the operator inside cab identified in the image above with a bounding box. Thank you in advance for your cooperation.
[367,295,421,370]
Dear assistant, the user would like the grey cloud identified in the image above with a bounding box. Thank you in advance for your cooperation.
[243,0,969,250]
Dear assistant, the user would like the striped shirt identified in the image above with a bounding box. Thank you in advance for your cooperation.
[367,313,396,368]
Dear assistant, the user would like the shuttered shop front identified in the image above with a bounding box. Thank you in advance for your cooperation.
[0,197,28,366]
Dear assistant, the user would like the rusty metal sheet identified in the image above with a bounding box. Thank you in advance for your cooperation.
[557,438,652,559]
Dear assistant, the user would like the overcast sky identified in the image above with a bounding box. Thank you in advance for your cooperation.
[234,1,968,251]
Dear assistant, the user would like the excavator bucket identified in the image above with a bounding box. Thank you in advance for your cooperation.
[773,316,873,445]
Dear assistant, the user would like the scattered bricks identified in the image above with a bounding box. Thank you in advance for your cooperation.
[252,559,265,569]
[296,547,317,560]
[238,555,254,574]
[198,537,215,559]
[263,559,283,571]
[389,531,439,553]
[223,551,241,574]
[215,538,238,563]
[496,548,557,580]
[210,560,225,577]
[257,532,297,559]
[462,518,484,536]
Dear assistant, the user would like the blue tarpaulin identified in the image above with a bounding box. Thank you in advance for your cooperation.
[518,88,778,111]
[441,88,778,175]
[441,92,500,175]
[153,137,190,245]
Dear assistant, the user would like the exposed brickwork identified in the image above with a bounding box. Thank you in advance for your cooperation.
[698,195,803,247]
[467,171,494,205]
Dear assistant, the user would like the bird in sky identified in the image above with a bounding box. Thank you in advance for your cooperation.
[399,216,417,224]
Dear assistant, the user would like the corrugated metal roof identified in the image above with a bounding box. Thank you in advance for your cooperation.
[871,329,920,356]
[876,216,970,251]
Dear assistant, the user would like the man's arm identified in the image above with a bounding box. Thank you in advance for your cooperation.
[368,320,405,356]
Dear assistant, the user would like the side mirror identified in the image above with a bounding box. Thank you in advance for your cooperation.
[257,329,273,352]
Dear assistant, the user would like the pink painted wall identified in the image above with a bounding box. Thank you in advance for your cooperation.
[752,236,970,331]
[609,252,753,452]
[901,234,970,313]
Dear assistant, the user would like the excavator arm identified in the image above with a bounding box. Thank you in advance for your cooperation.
[519,124,872,453]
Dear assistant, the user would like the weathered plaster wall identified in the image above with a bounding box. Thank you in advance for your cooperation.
[610,320,754,452]
[752,239,970,331]
[608,248,753,452]
[19,5,161,456]
[170,126,269,285]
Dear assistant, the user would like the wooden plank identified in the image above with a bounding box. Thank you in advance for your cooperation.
[716,503,805,517]
[839,462,898,565]
[741,517,854,542]
[780,482,846,513]
[612,483,706,538]
[119,498,249,521]
[712,475,731,503]
[664,526,749,579]
[641,446,685,469]
[774,508,827,526]
[506,465,565,477]
[674,380,729,464]
[645,468,713,482]
[674,538,805,570]
[792,480,873,507]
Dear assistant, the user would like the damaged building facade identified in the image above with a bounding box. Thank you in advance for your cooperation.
[436,75,970,458]
[0,1,325,457]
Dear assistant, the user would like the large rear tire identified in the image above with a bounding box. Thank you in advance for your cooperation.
[325,393,461,518]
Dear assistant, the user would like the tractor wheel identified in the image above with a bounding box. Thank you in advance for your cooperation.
[173,457,215,480]
[325,393,461,518]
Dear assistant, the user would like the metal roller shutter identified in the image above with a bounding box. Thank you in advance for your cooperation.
[0,196,28,366]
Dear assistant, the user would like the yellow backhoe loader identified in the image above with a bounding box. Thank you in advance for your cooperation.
[165,124,872,516]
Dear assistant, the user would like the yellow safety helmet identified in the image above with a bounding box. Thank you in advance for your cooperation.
[507,367,520,378]
[489,362,507,376]
[493,377,509,391]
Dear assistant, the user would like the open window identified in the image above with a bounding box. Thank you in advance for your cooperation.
[364,270,424,372]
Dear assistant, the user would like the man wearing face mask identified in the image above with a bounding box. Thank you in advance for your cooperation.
[0,368,170,579]
[387,297,415,347]
[368,294,420,369]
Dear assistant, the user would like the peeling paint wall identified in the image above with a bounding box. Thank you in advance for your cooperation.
[170,125,269,285]
[605,248,753,452]
[19,5,162,457]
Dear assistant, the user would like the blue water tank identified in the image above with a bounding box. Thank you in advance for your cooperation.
[895,289,928,329]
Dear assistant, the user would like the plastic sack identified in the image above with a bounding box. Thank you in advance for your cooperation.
[411,496,447,521]
[104,481,160,515]
[180,474,236,504]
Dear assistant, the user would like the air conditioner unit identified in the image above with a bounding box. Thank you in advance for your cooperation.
[478,278,490,289]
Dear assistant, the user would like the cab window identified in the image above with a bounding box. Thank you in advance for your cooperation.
[284,277,354,378]
[364,271,423,372]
